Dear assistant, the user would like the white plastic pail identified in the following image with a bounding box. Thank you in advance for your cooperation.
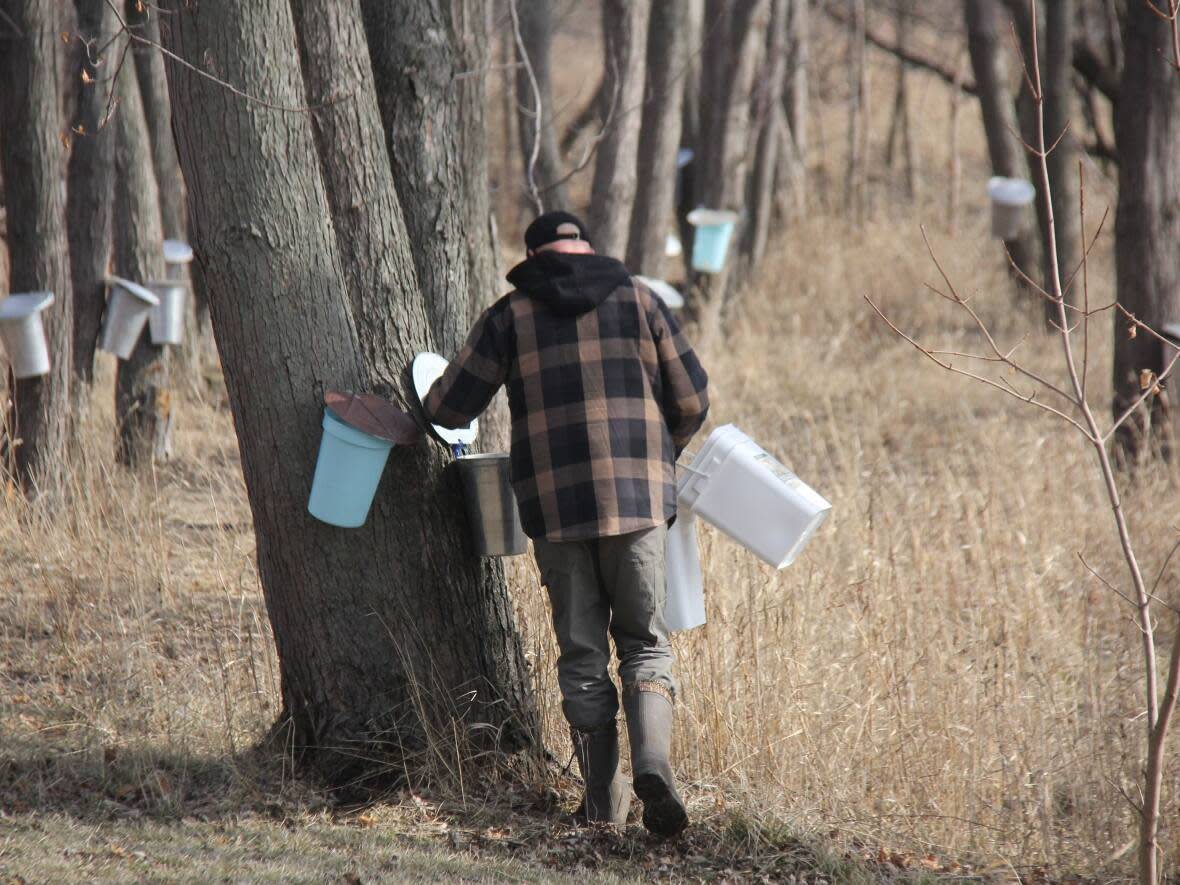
[0,291,55,379]
[664,508,705,632]
[986,177,1036,240]
[678,424,831,569]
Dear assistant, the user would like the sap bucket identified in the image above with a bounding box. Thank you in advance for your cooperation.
[687,208,739,273]
[987,177,1036,240]
[0,291,55,379]
[99,276,159,359]
[678,424,831,569]
[147,281,186,346]
[664,508,705,632]
[457,453,528,556]
[308,391,419,528]
[162,239,194,282]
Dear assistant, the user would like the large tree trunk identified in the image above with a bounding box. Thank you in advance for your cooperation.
[160,0,539,785]
[588,0,652,261]
[675,0,705,279]
[1111,5,1180,463]
[360,0,497,353]
[67,0,117,389]
[965,0,1039,287]
[513,0,568,213]
[0,0,74,502]
[744,0,789,266]
[112,58,171,466]
[626,0,688,277]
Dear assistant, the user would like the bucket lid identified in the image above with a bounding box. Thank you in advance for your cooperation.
[162,239,194,264]
[986,177,1036,206]
[324,391,420,444]
[106,275,161,306]
[0,290,54,320]
[411,351,479,446]
[687,208,739,226]
[634,275,685,310]
[664,234,683,258]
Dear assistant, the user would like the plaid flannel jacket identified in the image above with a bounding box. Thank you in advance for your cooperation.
[423,253,709,542]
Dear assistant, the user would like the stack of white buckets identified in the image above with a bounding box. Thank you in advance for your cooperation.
[665,425,831,631]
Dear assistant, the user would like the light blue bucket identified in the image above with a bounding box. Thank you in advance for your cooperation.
[308,409,394,527]
[687,208,739,273]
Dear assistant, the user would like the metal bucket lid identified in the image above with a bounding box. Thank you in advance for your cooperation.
[162,239,194,264]
[324,391,420,444]
[411,351,479,447]
[0,290,54,320]
[105,275,160,306]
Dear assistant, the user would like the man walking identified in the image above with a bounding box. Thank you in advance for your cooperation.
[423,211,709,837]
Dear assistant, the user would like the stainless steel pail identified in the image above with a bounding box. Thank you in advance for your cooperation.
[457,453,528,556]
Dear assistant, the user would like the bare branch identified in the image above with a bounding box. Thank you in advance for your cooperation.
[507,0,544,214]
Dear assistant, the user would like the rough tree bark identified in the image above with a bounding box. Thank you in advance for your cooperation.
[626,0,688,277]
[513,0,568,213]
[161,0,539,784]
[360,0,497,354]
[68,0,117,389]
[774,0,808,224]
[112,57,171,466]
[1112,4,1180,462]
[745,0,789,266]
[675,0,705,278]
[588,0,652,260]
[0,0,74,501]
[964,0,1039,287]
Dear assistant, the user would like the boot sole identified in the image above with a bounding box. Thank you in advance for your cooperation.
[634,772,688,838]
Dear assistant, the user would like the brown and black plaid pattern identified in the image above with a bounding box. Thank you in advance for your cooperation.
[424,278,709,542]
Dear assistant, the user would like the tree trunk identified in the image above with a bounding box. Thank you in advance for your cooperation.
[774,0,808,223]
[843,0,867,219]
[675,0,705,279]
[0,0,74,502]
[513,0,568,213]
[588,0,652,260]
[745,0,788,266]
[964,0,1039,286]
[360,0,497,353]
[1043,0,1080,314]
[161,0,539,785]
[1112,5,1180,464]
[68,0,118,389]
[882,0,915,198]
[626,0,688,277]
[112,57,171,466]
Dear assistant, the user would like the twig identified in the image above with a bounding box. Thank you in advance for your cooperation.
[506,0,544,215]
[101,0,341,114]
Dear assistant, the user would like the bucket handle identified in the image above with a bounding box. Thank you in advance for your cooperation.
[678,462,711,479]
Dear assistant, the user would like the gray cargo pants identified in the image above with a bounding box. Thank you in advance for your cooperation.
[533,524,676,729]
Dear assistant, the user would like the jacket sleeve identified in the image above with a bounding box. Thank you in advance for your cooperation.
[645,291,709,456]
[422,298,511,429]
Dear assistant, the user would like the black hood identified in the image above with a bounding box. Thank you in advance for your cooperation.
[505,252,632,316]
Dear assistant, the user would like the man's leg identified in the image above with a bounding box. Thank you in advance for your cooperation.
[598,525,687,838]
[534,537,630,824]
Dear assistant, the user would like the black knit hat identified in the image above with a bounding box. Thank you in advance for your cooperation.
[524,211,593,252]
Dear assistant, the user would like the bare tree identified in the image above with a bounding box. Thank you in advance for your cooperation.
[964,0,1040,286]
[513,0,568,213]
[626,0,688,276]
[67,0,118,391]
[745,0,789,265]
[112,55,171,465]
[160,0,540,784]
[0,0,74,501]
[1112,1,1180,462]
[774,0,808,222]
[588,0,652,260]
[843,0,868,219]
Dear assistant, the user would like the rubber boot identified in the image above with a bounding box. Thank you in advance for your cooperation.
[623,687,688,838]
[570,721,631,825]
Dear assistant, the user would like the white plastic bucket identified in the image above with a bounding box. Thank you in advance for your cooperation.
[0,291,54,379]
[678,424,831,569]
[100,276,159,360]
[147,281,186,346]
[986,177,1036,240]
[687,208,739,274]
[664,508,705,632]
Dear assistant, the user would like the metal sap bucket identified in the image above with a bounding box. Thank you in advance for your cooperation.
[163,239,194,281]
[100,276,159,359]
[0,291,54,379]
[147,281,186,346]
[986,177,1036,240]
[457,453,527,556]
